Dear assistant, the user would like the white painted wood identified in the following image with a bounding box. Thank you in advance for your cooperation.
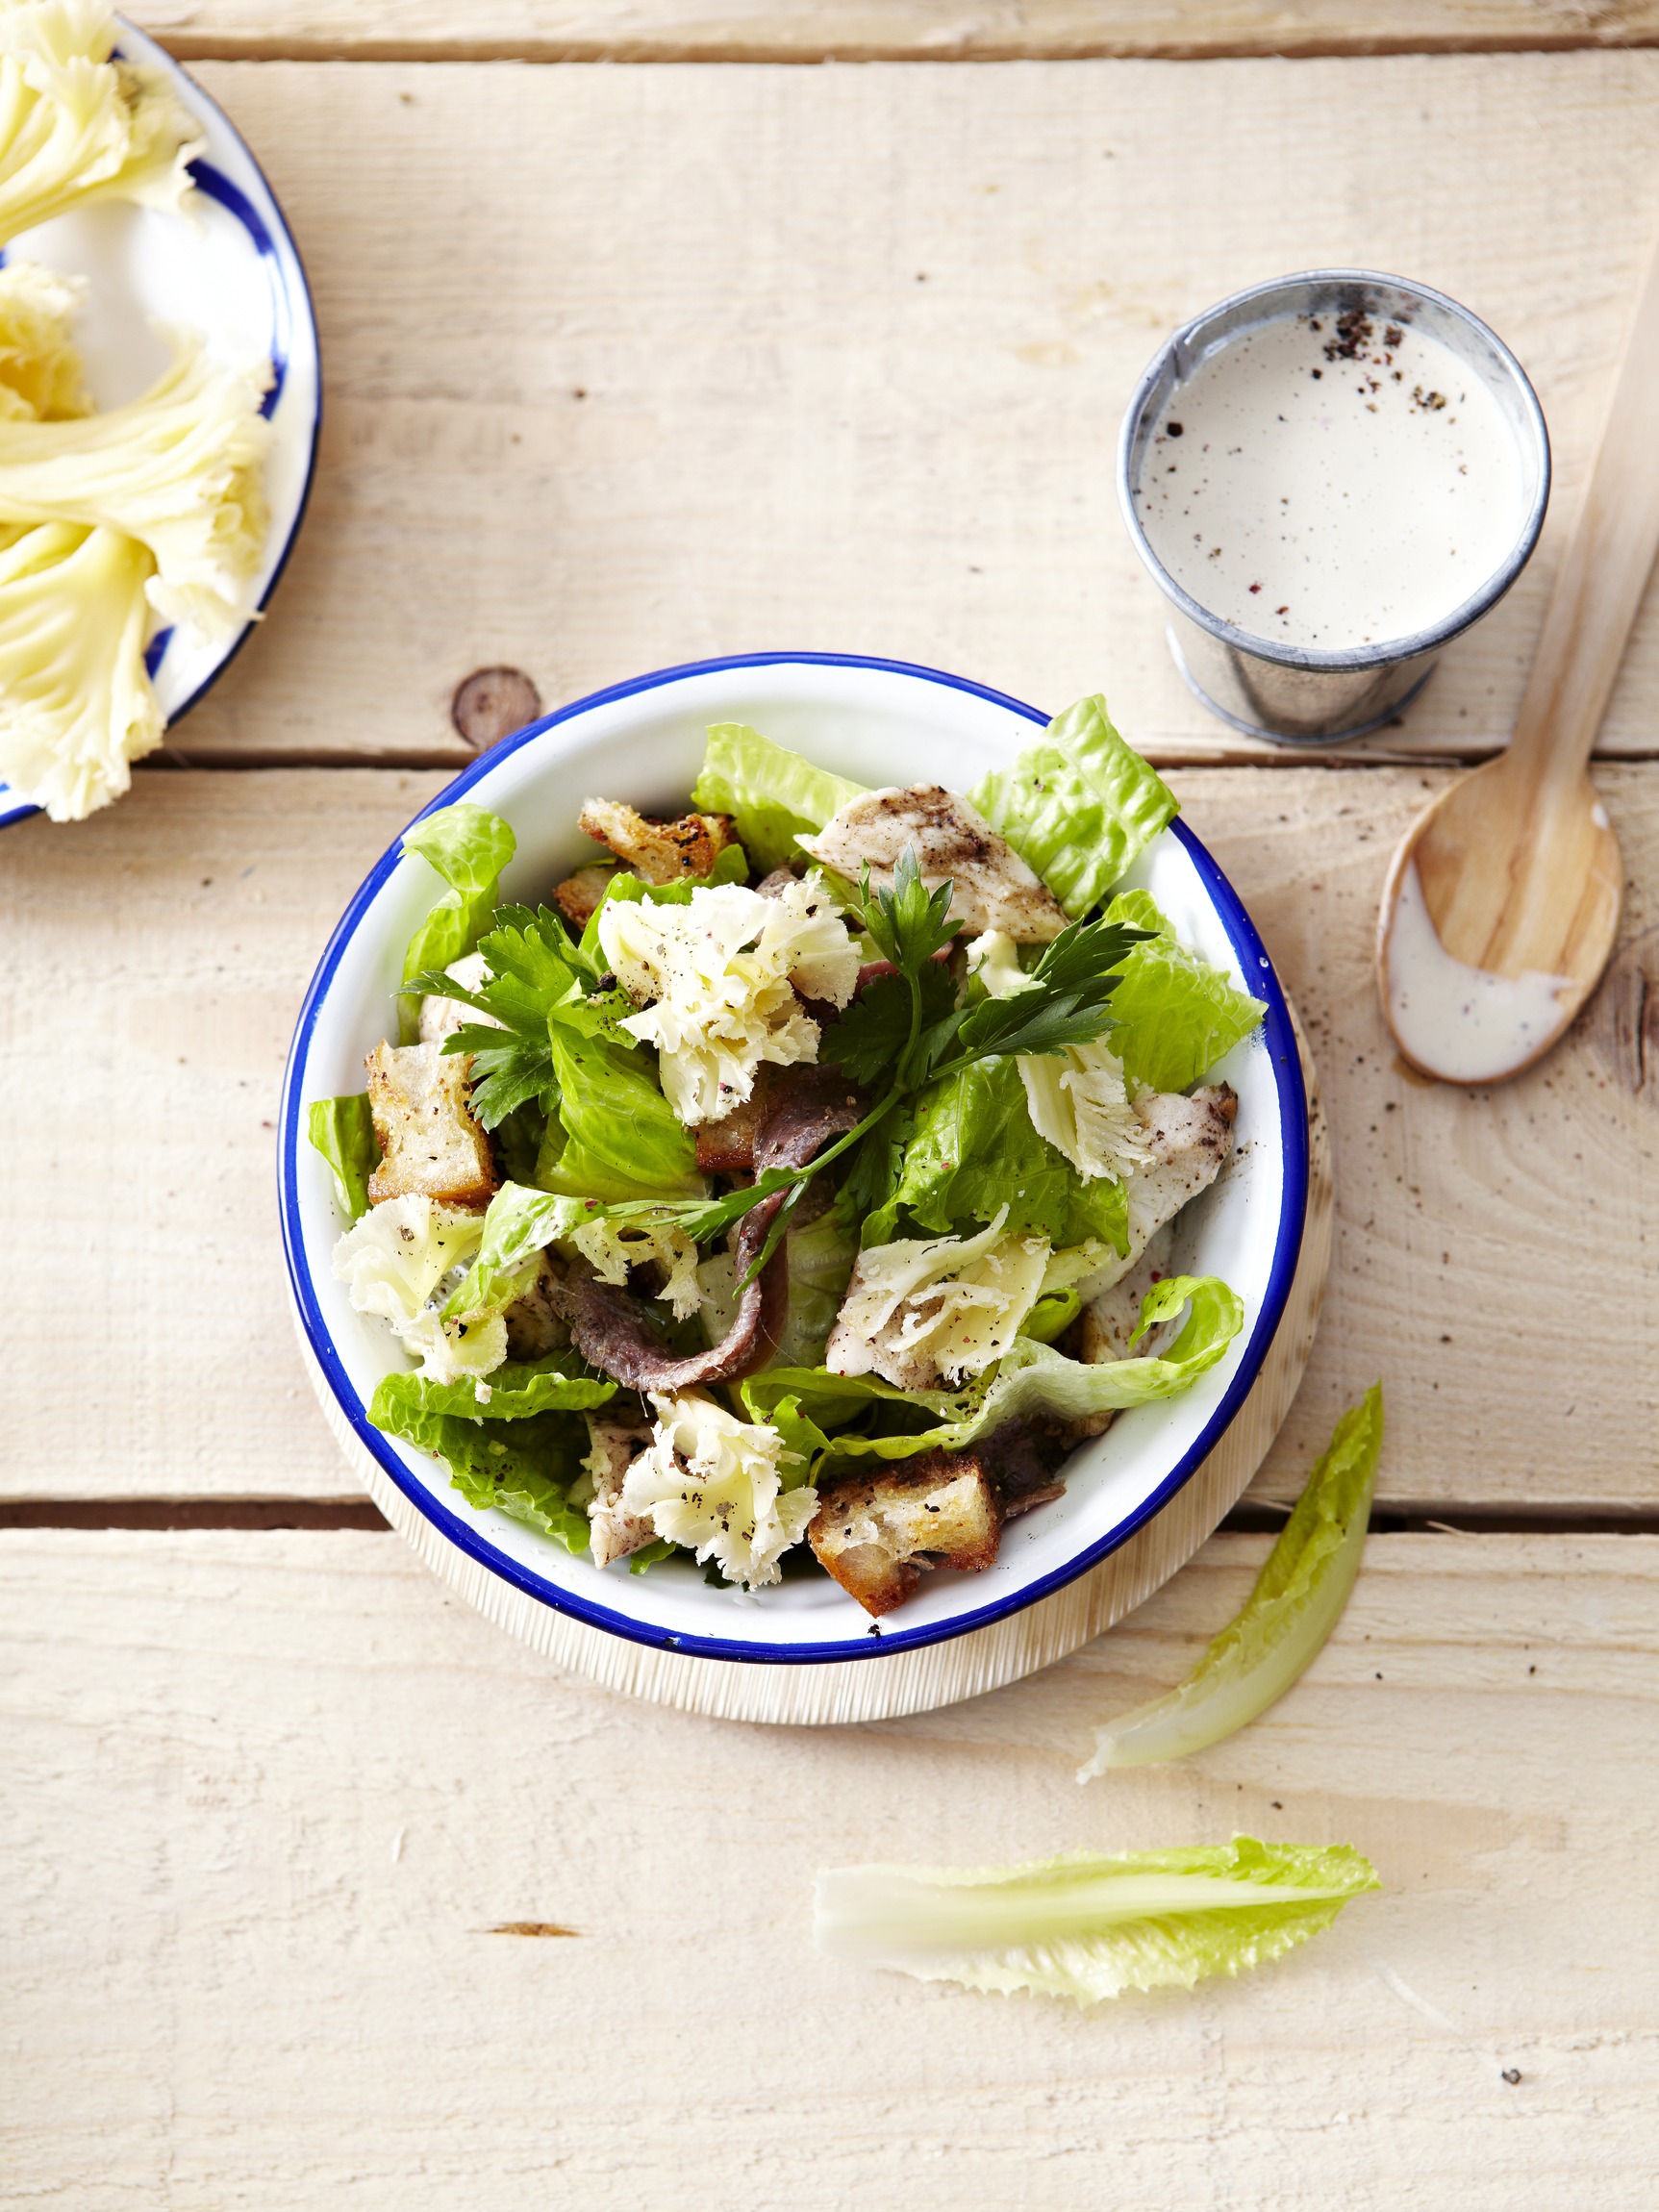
[109,55,1659,773]
[7,762,1657,1508]
[123,0,1659,63]
[4,1525,1655,2204]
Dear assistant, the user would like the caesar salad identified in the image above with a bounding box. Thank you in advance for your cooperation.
[309,698,1266,1618]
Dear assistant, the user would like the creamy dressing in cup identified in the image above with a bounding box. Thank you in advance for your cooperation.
[1118,273,1550,744]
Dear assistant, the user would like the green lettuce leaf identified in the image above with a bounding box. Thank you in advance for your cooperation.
[372,1356,616,1424]
[872,1055,1128,1253]
[814,1834,1379,2006]
[969,695,1178,919]
[368,1379,591,1552]
[538,1029,703,1200]
[397,804,516,1038]
[1080,1386,1384,1775]
[1102,890,1268,1093]
[750,1274,1244,1468]
[692,722,866,875]
[442,1181,591,1317]
[307,1093,378,1219]
[767,1393,833,1487]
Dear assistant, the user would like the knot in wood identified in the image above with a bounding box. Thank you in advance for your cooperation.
[451,666,542,751]
[1591,926,1659,1099]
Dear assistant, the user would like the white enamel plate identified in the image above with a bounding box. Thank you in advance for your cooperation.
[280,654,1309,1708]
[0,16,320,828]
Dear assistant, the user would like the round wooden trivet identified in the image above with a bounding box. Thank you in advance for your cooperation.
[309,1014,1331,1726]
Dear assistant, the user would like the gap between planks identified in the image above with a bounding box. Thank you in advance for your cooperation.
[131,12,1659,68]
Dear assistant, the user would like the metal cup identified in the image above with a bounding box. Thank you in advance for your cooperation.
[1117,269,1550,744]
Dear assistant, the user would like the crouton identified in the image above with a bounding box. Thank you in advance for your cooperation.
[809,1455,1004,1617]
[553,865,614,930]
[364,1041,497,1211]
[577,796,737,886]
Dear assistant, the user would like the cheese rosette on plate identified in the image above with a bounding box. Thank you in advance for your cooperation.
[314,700,1268,1615]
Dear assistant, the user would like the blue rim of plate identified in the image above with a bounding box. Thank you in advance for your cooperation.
[0,17,323,830]
[279,650,1309,1667]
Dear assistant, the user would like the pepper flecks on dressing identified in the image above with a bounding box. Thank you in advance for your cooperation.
[1384,859,1570,1083]
[1134,311,1528,650]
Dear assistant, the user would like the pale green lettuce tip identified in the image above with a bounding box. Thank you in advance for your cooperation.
[1079,1384,1385,1775]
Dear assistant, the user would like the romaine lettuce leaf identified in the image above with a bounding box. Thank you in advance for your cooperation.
[1080,1386,1383,1774]
[397,804,516,1038]
[307,1093,377,1219]
[969,696,1177,919]
[538,1029,703,1200]
[872,1056,1129,1254]
[368,1380,591,1551]
[442,1182,589,1317]
[373,1356,616,1423]
[814,1834,1379,2006]
[750,1272,1244,1467]
[1102,890,1268,1093]
[692,722,866,875]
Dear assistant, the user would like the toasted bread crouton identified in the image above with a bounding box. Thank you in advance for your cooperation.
[364,1041,497,1211]
[577,796,737,886]
[809,1456,1004,1617]
[553,864,614,929]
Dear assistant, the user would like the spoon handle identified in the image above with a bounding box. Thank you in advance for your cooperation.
[1509,218,1659,783]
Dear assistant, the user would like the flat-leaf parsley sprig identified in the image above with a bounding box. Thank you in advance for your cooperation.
[606,847,1150,1280]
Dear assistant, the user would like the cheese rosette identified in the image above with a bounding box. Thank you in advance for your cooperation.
[622,1389,819,1589]
[333,1194,506,1384]
[967,929,1148,1182]
[826,1207,1053,1391]
[597,873,859,1126]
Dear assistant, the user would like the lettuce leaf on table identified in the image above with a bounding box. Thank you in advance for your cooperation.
[969,696,1178,920]
[691,721,866,875]
[814,1834,1379,2006]
[1102,890,1268,1093]
[1080,1386,1384,1773]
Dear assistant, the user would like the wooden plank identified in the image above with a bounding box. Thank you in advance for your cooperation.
[127,1,1659,64]
[4,1526,1655,2204]
[120,55,1659,774]
[6,760,1657,1510]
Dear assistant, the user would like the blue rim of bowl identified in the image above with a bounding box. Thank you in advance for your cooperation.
[0,16,323,830]
[279,650,1309,1667]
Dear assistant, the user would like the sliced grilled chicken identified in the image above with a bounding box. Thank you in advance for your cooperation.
[797,785,1068,942]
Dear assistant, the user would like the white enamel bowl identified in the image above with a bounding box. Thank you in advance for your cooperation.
[0,17,320,829]
[280,654,1307,1674]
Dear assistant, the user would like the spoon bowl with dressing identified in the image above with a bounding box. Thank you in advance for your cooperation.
[1376,224,1659,1086]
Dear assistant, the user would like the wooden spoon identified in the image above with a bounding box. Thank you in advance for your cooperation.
[1375,233,1659,1085]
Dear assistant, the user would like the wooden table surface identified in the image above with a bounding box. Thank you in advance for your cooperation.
[7,9,1658,2204]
